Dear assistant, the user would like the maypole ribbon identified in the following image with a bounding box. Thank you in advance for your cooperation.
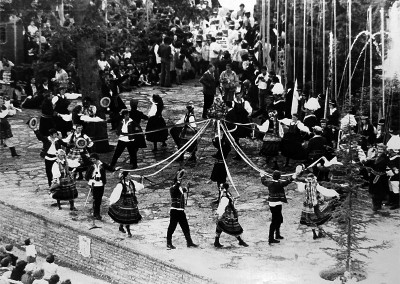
[115,119,211,176]
[217,120,240,198]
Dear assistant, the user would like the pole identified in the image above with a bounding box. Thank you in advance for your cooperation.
[311,0,314,95]
[333,0,337,100]
[284,0,288,86]
[303,0,307,89]
[323,0,326,99]
[266,0,271,70]
[258,0,265,66]
[369,6,373,121]
[293,0,296,82]
[348,0,352,105]
[381,7,385,117]
[276,0,280,74]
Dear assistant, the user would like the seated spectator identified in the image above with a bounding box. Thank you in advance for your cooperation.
[24,256,38,277]
[60,280,71,284]
[0,257,12,279]
[3,244,18,266]
[24,239,37,261]
[10,260,27,281]
[42,254,58,281]
[48,274,60,284]
[32,268,47,284]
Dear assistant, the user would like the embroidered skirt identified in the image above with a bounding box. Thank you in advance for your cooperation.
[210,161,227,183]
[260,140,281,157]
[0,118,12,139]
[108,195,142,225]
[52,176,78,201]
[300,199,338,227]
[145,116,168,142]
[217,211,243,236]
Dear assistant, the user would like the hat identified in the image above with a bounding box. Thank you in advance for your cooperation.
[120,109,129,116]
[360,115,368,120]
[272,170,281,180]
[130,99,139,106]
[268,70,276,77]
[320,118,327,123]
[272,83,284,95]
[100,97,111,108]
[5,244,13,252]
[26,117,38,129]
[174,168,185,182]
[56,149,66,156]
[378,119,385,125]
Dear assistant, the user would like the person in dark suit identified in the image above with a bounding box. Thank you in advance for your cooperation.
[320,118,334,148]
[199,63,217,119]
[358,115,376,151]
[307,126,328,162]
[303,109,318,133]
[157,36,172,87]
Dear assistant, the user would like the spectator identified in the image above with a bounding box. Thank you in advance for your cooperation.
[3,244,18,266]
[32,269,47,284]
[48,274,60,284]
[24,239,37,260]
[42,254,58,281]
[60,280,71,284]
[10,260,27,281]
[27,20,38,37]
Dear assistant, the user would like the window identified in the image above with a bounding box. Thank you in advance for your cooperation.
[0,27,6,44]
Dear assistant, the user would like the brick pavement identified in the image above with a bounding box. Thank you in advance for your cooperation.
[0,80,399,283]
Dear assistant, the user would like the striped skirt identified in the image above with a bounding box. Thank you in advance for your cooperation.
[52,176,78,201]
[300,199,338,227]
[108,195,142,225]
[217,211,243,236]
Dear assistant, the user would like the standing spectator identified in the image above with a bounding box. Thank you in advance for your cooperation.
[157,36,172,87]
[52,62,68,90]
[27,20,38,37]
[24,239,37,261]
[145,94,168,151]
[174,51,185,85]
[201,37,211,74]
[97,51,110,72]
[255,66,268,109]
[199,64,217,119]
[209,37,221,73]
[123,47,132,59]
[219,63,239,102]
[153,38,162,75]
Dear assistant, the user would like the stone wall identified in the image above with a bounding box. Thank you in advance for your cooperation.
[0,200,211,284]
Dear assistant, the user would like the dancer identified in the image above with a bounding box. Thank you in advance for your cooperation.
[109,109,140,169]
[363,143,390,212]
[387,149,400,210]
[50,149,78,211]
[38,92,55,137]
[85,153,113,220]
[0,95,20,157]
[34,128,67,187]
[166,169,198,249]
[170,102,198,162]
[214,183,248,248]
[199,63,217,119]
[298,173,339,239]
[261,170,296,244]
[145,94,168,152]
[108,171,143,237]
[210,132,231,203]
[63,124,93,180]
[256,109,283,170]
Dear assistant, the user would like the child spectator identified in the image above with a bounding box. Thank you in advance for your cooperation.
[32,268,47,284]
[42,254,58,281]
[24,239,37,260]
[10,259,27,281]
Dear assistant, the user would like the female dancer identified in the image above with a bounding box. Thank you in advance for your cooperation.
[145,94,168,151]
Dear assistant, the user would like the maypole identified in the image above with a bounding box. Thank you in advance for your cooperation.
[381,7,385,117]
[303,0,307,89]
[261,0,266,66]
[266,0,271,70]
[311,0,314,95]
[285,0,288,87]
[276,0,280,74]
[333,0,337,100]
[323,0,326,98]
[348,0,352,105]
[369,6,373,120]
[293,0,296,82]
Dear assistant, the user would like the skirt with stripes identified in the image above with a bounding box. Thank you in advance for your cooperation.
[300,199,338,227]
[108,195,142,225]
[217,211,243,236]
[52,176,78,201]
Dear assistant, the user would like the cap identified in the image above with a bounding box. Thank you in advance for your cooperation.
[320,118,327,123]
[313,126,323,132]
[378,119,385,125]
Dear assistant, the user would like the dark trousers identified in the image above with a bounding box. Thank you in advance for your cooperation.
[110,141,138,168]
[160,60,171,87]
[203,94,214,118]
[92,185,104,217]
[269,205,283,240]
[45,159,56,187]
[167,209,191,242]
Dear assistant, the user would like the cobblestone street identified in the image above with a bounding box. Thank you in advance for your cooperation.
[0,80,399,284]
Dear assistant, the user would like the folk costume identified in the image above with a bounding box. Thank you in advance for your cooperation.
[170,104,198,162]
[219,67,239,102]
[199,65,218,118]
[0,96,19,157]
[166,169,198,249]
[280,115,310,165]
[363,144,390,211]
[261,171,294,244]
[214,183,248,248]
[53,94,73,137]
[85,154,112,220]
[39,95,56,137]
[257,110,283,169]
[63,126,93,179]
[110,110,140,169]
[387,152,400,210]
[50,150,78,211]
[210,133,231,193]
[231,93,253,139]
[108,172,143,237]
[35,129,67,187]
[298,173,339,239]
[145,95,168,151]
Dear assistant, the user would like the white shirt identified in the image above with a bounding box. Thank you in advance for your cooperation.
[209,42,221,59]
[119,118,134,142]
[97,59,110,71]
[42,262,58,280]
[233,98,252,115]
[255,73,268,89]
[28,24,38,36]
[109,181,144,205]
[154,44,161,64]
[176,114,196,128]
[45,139,58,161]
[148,103,157,117]
[25,244,37,258]
[88,162,103,187]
